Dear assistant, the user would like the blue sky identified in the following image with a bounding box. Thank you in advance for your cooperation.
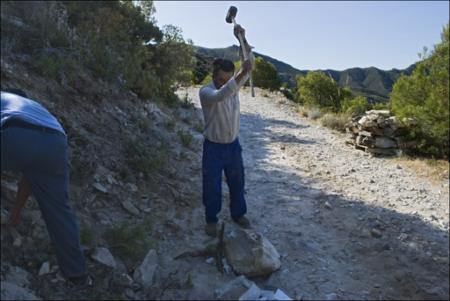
[153,1,449,71]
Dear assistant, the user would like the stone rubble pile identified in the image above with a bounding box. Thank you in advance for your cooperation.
[345,110,417,156]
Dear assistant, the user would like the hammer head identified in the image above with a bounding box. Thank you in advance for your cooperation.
[225,6,237,23]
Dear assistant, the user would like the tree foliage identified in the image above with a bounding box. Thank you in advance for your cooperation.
[295,71,342,111]
[252,57,281,91]
[1,1,194,103]
[390,23,449,158]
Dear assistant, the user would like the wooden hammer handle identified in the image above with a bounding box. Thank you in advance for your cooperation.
[233,19,255,97]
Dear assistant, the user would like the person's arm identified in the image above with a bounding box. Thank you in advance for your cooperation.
[235,59,253,86]
[8,176,31,226]
[199,78,239,103]
[234,25,255,87]
[200,60,253,104]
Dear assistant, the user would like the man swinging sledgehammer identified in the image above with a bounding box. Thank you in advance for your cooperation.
[199,7,255,237]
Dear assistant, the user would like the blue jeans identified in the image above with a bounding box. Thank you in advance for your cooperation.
[202,138,247,223]
[1,126,87,279]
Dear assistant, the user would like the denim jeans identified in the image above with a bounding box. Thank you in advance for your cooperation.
[1,126,86,279]
[202,138,247,223]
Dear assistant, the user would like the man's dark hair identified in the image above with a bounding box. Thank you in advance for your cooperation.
[212,58,235,76]
[2,88,28,98]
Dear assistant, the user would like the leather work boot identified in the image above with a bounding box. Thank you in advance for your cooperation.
[232,216,251,229]
[205,223,217,237]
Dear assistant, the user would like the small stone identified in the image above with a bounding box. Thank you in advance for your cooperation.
[396,165,402,169]
[325,292,338,300]
[274,289,293,300]
[370,228,382,238]
[239,283,262,300]
[324,202,333,210]
[91,247,117,268]
[1,208,9,225]
[92,183,108,193]
[397,233,408,241]
[112,273,134,287]
[214,276,254,300]
[38,262,50,276]
[127,183,138,193]
[13,237,23,247]
[121,200,140,216]
[133,249,158,289]
[106,174,115,185]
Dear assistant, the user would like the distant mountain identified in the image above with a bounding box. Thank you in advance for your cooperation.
[195,45,416,103]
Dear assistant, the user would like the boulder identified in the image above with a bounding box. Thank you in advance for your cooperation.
[224,228,281,277]
[374,137,397,149]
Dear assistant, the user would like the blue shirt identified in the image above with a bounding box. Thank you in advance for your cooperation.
[1,91,66,135]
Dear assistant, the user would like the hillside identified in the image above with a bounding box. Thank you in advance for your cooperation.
[2,58,448,299]
[1,2,448,300]
[195,45,415,102]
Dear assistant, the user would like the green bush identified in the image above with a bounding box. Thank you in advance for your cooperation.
[370,102,389,110]
[125,138,168,178]
[80,226,94,245]
[390,23,449,158]
[341,96,371,115]
[200,73,213,85]
[104,218,154,261]
[177,129,193,147]
[252,57,281,91]
[2,1,194,107]
[295,71,341,112]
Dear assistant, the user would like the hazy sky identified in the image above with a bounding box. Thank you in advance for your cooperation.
[153,1,449,71]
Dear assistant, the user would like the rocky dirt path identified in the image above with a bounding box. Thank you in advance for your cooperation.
[178,86,449,300]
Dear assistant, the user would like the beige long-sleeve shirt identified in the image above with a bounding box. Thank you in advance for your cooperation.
[199,51,254,144]
[199,77,245,144]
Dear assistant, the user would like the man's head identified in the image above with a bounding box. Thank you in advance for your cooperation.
[212,58,235,88]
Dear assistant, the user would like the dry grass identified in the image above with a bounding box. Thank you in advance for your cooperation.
[392,156,449,185]
[320,113,350,132]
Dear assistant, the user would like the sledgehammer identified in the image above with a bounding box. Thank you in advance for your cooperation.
[226,6,255,97]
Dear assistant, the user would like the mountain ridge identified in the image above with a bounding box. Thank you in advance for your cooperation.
[195,45,416,102]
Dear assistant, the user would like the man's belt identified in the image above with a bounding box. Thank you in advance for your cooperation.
[2,119,63,136]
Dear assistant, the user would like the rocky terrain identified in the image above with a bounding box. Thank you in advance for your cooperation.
[1,58,449,300]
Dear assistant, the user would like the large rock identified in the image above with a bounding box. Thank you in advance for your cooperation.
[374,137,397,149]
[224,228,281,277]
[133,249,158,288]
[365,110,391,117]
[358,116,377,128]
[91,247,117,268]
[0,281,40,300]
